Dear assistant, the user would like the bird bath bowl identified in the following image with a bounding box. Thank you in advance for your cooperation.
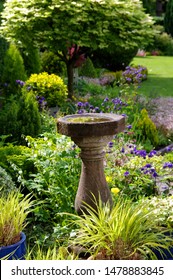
[57,113,125,215]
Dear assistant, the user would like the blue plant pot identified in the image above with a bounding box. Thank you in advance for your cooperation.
[153,246,173,260]
[0,232,26,260]
[152,231,173,260]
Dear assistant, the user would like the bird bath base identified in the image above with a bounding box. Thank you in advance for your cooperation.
[57,113,125,215]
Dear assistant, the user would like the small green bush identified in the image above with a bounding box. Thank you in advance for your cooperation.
[0,90,41,144]
[0,166,16,195]
[18,89,42,139]
[21,47,41,76]
[41,51,66,76]
[79,57,97,78]
[154,32,173,55]
[24,72,68,107]
[92,46,138,71]
[134,108,159,149]
[0,144,34,185]
[146,25,173,56]
[2,43,27,95]
[100,71,123,87]
[0,36,9,81]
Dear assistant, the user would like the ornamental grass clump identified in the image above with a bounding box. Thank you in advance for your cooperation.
[0,191,34,246]
[68,197,172,260]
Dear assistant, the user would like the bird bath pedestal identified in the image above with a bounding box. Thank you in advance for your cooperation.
[57,113,125,215]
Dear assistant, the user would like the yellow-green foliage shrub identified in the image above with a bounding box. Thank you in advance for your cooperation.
[25,72,68,107]
[135,108,159,148]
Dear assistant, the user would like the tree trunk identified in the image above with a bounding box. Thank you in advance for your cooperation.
[156,0,163,16]
[67,62,74,99]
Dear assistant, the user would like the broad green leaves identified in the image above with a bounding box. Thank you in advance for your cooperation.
[0,0,154,52]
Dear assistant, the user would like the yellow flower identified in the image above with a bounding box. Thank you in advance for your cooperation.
[106,176,112,183]
[111,187,120,195]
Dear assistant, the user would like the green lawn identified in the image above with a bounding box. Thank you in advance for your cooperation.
[132,56,173,97]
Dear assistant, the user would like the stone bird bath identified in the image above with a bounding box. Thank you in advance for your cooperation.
[57,113,125,215]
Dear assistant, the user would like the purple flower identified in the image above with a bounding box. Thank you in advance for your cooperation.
[108,142,114,148]
[124,171,130,176]
[84,102,89,107]
[78,109,84,114]
[121,147,125,153]
[104,97,109,102]
[127,124,132,130]
[77,102,83,107]
[163,162,173,168]
[16,80,25,86]
[135,149,147,158]
[148,150,157,157]
[94,107,100,112]
[152,172,158,178]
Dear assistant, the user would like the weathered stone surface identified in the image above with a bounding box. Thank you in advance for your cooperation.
[57,113,125,215]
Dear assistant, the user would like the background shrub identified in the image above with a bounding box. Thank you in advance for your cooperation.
[0,36,9,83]
[79,57,97,78]
[21,47,41,76]
[134,108,159,150]
[0,166,17,195]
[0,90,41,144]
[92,46,138,71]
[2,43,27,95]
[40,51,66,76]
[25,72,68,107]
[146,25,173,55]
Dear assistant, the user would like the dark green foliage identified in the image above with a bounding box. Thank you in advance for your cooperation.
[2,43,27,95]
[40,51,66,76]
[142,0,156,16]
[0,96,21,141]
[92,46,138,71]
[7,134,81,244]
[0,143,34,190]
[79,57,97,78]
[154,32,173,55]
[0,36,9,81]
[164,0,173,37]
[147,25,173,55]
[21,47,41,76]
[18,89,42,139]
[0,90,41,144]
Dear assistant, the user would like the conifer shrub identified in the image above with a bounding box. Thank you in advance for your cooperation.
[0,36,9,81]
[24,72,68,107]
[134,108,159,149]
[2,43,27,95]
[79,57,97,78]
[18,89,42,139]
[0,90,41,144]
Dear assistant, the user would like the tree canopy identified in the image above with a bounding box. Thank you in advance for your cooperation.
[0,0,154,98]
